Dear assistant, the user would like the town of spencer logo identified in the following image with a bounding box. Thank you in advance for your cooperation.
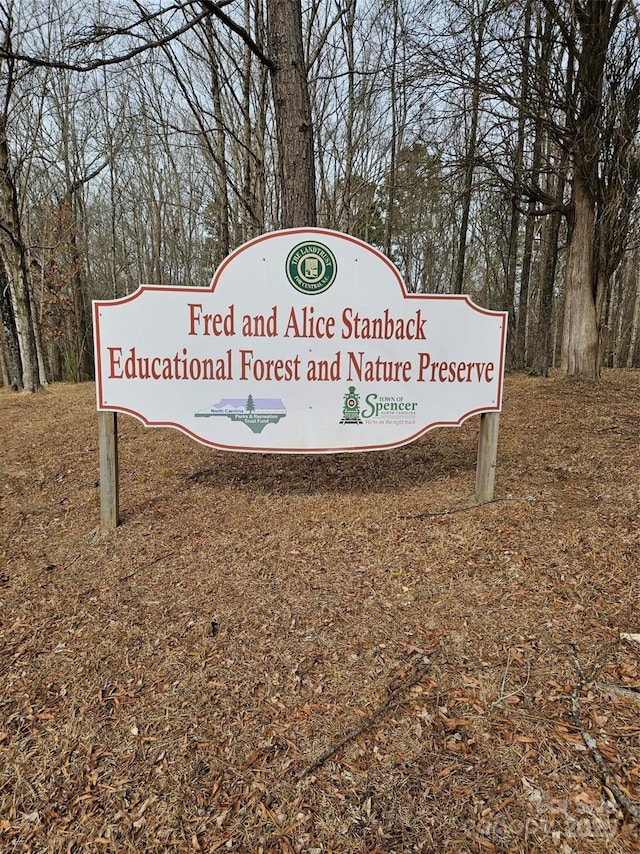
[286,241,337,294]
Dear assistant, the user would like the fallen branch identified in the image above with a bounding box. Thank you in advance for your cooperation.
[298,646,441,781]
[570,657,640,824]
[119,552,175,581]
[596,683,640,705]
[62,553,82,571]
[399,497,510,520]
[489,657,531,712]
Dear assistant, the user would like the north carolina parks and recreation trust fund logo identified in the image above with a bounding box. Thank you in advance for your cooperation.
[286,241,337,294]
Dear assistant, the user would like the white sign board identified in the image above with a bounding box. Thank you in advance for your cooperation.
[93,229,507,453]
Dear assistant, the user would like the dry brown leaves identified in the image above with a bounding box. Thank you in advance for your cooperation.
[1,371,639,853]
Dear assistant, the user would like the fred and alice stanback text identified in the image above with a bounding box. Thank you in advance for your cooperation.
[106,302,497,386]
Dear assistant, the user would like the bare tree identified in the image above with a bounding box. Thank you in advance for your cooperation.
[539,0,640,376]
[451,0,491,294]
[0,3,42,390]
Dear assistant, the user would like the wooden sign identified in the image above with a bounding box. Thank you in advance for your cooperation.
[93,229,507,526]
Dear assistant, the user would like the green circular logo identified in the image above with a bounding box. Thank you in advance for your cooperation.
[286,241,337,295]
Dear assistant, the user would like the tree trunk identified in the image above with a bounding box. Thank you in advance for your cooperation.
[0,132,41,391]
[627,266,640,368]
[530,177,565,377]
[554,0,629,377]
[507,0,532,369]
[384,0,401,259]
[452,0,487,294]
[1,258,40,391]
[208,27,231,258]
[560,172,599,377]
[267,0,316,227]
[65,195,93,381]
[0,264,22,389]
[514,198,535,369]
[0,338,10,386]
[342,0,356,234]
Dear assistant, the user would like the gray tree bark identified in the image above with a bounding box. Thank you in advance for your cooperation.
[0,127,41,391]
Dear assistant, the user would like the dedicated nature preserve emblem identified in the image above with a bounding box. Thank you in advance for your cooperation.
[286,241,337,294]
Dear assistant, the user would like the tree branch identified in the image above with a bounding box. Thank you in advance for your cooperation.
[570,680,640,824]
[306,3,349,71]
[298,646,441,780]
[570,651,640,825]
[0,1,274,76]
[197,0,275,70]
[0,7,212,72]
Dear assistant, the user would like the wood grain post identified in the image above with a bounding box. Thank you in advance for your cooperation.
[98,411,119,529]
[475,412,500,503]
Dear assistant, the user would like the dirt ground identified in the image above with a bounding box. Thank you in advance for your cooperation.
[1,371,639,853]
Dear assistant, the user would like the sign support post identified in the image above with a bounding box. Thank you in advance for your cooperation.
[98,411,119,530]
[475,411,500,503]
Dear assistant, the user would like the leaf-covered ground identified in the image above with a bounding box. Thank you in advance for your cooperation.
[1,371,639,853]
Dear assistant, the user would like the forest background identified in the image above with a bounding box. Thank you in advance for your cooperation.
[2,0,640,392]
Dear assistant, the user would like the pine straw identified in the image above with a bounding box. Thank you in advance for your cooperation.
[1,370,639,853]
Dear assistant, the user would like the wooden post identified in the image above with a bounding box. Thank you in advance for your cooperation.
[475,411,500,503]
[98,411,119,529]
